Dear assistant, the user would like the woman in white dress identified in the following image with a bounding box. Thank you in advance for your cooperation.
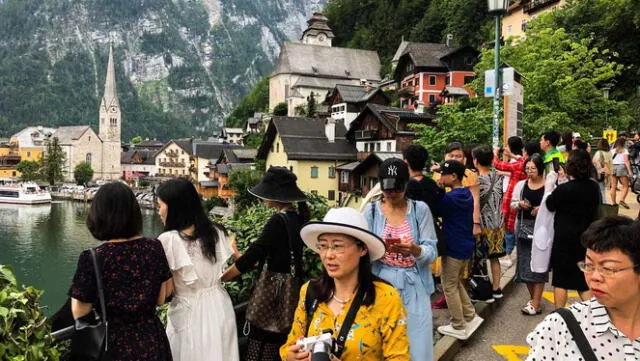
[156,178,240,361]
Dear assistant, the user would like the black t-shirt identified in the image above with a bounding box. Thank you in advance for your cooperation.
[234,210,304,276]
[405,176,440,211]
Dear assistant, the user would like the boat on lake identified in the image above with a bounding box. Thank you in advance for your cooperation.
[0,182,52,205]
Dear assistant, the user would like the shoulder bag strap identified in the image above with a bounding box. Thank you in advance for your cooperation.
[555,308,598,361]
[278,212,298,277]
[334,287,366,358]
[88,248,107,325]
[412,199,420,240]
[370,201,376,230]
[303,283,319,337]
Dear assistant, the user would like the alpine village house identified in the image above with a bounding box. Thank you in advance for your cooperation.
[258,12,479,210]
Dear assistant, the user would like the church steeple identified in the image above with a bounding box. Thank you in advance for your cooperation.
[301,13,334,47]
[101,44,119,111]
[98,42,122,181]
[99,43,121,143]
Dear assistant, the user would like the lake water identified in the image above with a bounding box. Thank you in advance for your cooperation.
[0,201,164,315]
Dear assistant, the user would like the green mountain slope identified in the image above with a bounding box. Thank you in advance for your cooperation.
[0,0,326,140]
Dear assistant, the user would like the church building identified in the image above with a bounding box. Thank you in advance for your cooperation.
[269,13,381,116]
[54,44,122,181]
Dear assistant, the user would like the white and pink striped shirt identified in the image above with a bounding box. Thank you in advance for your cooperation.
[382,220,416,268]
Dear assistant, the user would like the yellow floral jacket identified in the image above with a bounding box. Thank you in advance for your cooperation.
[279,281,409,361]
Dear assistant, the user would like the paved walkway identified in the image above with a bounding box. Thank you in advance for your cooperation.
[433,188,637,360]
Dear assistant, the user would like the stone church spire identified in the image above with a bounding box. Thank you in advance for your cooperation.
[101,43,119,110]
[98,43,121,181]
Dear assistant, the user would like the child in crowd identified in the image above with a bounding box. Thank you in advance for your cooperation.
[432,160,483,340]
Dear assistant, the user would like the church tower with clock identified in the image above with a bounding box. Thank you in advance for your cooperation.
[300,13,334,47]
[98,44,122,180]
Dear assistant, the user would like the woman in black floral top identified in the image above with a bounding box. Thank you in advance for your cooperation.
[69,182,173,361]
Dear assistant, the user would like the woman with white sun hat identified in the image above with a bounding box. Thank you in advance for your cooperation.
[280,207,410,361]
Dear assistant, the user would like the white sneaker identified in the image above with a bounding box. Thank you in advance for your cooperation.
[437,324,470,340]
[465,315,484,336]
[499,257,512,268]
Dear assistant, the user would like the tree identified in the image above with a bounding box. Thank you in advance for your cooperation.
[244,131,264,149]
[411,100,493,160]
[472,24,631,139]
[273,102,288,116]
[306,92,317,117]
[228,168,264,211]
[225,76,270,127]
[131,136,142,144]
[203,196,227,212]
[15,160,40,181]
[40,137,65,185]
[73,161,94,185]
[294,104,307,117]
[414,17,633,157]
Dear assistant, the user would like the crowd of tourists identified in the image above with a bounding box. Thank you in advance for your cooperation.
[57,130,640,361]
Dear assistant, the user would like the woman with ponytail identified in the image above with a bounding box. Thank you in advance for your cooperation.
[222,166,308,361]
[156,178,239,361]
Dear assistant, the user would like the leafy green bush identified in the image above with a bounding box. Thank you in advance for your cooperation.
[0,265,65,360]
[203,196,227,213]
[219,193,329,305]
[227,169,264,212]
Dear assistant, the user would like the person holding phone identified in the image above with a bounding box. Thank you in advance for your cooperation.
[364,158,438,361]
[510,154,549,315]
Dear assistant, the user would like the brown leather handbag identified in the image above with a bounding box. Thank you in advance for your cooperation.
[245,213,302,334]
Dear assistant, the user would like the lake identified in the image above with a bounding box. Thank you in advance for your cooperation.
[0,201,164,315]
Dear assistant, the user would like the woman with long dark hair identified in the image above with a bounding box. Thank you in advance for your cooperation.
[156,178,238,361]
[221,167,309,361]
[281,208,409,361]
[69,182,173,361]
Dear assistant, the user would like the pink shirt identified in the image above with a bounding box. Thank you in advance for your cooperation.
[382,220,416,268]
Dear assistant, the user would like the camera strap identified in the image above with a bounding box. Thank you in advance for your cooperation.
[334,287,366,358]
[304,284,365,358]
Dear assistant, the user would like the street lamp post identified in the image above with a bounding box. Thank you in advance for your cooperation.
[488,0,509,149]
[602,86,610,126]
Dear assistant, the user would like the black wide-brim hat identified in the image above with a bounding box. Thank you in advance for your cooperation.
[248,166,307,203]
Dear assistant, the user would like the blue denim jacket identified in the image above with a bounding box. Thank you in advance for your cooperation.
[363,200,438,295]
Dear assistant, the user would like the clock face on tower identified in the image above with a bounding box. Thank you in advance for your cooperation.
[318,34,326,42]
[110,106,118,113]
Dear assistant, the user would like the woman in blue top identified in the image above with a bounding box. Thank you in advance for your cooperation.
[363,158,438,361]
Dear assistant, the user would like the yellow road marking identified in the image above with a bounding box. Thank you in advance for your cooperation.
[493,345,531,361]
[542,291,579,305]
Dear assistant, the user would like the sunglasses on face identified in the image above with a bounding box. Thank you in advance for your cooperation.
[380,178,407,192]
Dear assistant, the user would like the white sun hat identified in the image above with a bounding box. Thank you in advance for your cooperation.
[300,207,386,261]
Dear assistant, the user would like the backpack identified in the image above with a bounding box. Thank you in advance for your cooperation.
[468,260,493,301]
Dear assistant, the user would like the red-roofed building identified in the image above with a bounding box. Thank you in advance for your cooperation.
[393,41,479,109]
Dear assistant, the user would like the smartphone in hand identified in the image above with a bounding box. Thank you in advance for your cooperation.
[385,238,401,248]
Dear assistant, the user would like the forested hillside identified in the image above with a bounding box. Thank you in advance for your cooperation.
[325,0,493,75]
[0,0,325,140]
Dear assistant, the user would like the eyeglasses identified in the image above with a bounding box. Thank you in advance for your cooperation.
[577,261,638,277]
[316,243,355,254]
[525,167,538,172]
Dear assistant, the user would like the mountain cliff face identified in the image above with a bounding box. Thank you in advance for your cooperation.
[0,0,326,140]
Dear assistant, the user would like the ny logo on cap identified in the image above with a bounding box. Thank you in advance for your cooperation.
[387,165,398,176]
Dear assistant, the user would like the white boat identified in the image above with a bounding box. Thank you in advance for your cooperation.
[0,182,52,205]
